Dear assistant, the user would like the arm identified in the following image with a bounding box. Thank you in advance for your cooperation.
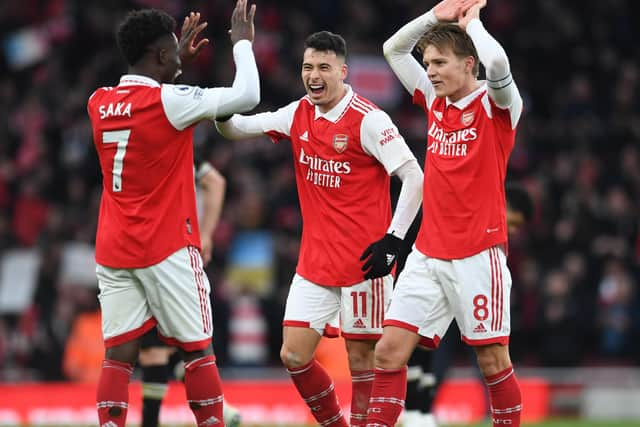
[161,0,260,130]
[382,11,437,100]
[359,110,424,279]
[460,2,523,126]
[161,41,260,130]
[196,162,226,266]
[215,100,298,141]
[387,160,423,239]
[383,0,471,107]
[359,110,422,237]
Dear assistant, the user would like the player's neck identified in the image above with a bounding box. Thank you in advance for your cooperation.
[318,85,348,114]
[447,79,481,104]
[127,66,162,84]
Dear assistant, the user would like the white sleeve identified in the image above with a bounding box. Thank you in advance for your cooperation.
[360,110,416,175]
[466,19,522,128]
[387,160,423,239]
[215,100,298,141]
[383,10,438,109]
[161,40,260,130]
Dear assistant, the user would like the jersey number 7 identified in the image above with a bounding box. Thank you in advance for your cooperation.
[102,130,131,192]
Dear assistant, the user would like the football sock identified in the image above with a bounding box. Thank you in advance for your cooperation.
[366,366,407,426]
[350,369,374,426]
[288,359,348,426]
[485,366,522,427]
[141,364,170,427]
[96,359,134,427]
[183,355,224,426]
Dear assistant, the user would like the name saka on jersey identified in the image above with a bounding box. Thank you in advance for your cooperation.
[427,121,478,157]
[299,147,351,188]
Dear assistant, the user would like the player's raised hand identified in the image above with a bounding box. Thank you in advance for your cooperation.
[458,0,487,30]
[433,0,475,22]
[178,12,209,63]
[229,0,257,45]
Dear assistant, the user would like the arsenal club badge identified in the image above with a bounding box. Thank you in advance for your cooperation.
[333,134,348,153]
[461,110,475,126]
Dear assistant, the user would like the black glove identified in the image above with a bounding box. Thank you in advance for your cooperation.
[359,233,404,280]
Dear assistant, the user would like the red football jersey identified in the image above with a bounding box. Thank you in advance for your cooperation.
[414,85,517,259]
[264,89,415,286]
[88,77,200,268]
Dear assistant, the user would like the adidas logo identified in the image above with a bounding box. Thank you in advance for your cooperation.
[300,131,309,142]
[473,323,487,333]
[386,253,396,266]
[353,318,366,328]
[433,110,443,121]
[198,416,221,426]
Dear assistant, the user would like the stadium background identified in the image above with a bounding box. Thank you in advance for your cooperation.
[0,0,639,425]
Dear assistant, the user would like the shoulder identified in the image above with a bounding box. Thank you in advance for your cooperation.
[88,86,114,104]
[348,94,380,117]
[161,84,201,101]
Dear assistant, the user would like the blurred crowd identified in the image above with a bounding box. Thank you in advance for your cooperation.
[0,0,639,381]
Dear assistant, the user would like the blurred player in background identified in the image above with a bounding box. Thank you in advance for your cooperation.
[401,183,534,427]
[138,156,242,427]
[216,30,423,427]
[366,0,525,426]
[86,1,259,425]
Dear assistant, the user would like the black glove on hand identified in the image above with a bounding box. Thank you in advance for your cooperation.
[360,233,404,280]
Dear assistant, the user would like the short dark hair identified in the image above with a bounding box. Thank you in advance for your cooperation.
[418,23,479,76]
[304,31,347,59]
[506,183,534,221]
[116,9,176,66]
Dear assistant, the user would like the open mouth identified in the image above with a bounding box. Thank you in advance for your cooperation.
[308,83,325,95]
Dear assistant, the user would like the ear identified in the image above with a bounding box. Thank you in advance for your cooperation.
[158,48,169,66]
[464,55,475,74]
[341,63,348,81]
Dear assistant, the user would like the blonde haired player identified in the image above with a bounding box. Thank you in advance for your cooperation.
[366,0,524,426]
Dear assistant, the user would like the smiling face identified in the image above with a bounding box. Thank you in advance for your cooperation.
[301,48,348,113]
[423,44,476,102]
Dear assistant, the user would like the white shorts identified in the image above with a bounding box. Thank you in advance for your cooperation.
[283,273,393,340]
[385,246,511,348]
[96,246,212,351]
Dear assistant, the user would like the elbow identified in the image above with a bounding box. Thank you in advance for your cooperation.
[486,55,510,80]
[238,86,260,112]
[213,171,226,193]
[382,38,395,60]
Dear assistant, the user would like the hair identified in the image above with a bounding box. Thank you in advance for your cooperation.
[304,31,347,59]
[506,183,534,222]
[116,9,176,66]
[417,23,479,76]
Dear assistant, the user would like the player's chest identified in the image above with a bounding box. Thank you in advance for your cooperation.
[291,118,358,159]
[426,104,488,160]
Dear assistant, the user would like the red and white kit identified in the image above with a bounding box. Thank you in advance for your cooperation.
[217,85,421,337]
[383,11,523,345]
[87,39,259,350]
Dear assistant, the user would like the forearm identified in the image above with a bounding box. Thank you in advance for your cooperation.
[214,40,260,118]
[198,169,226,237]
[466,19,509,81]
[387,160,423,239]
[215,114,265,140]
[383,11,437,95]
[465,18,520,110]
[383,10,438,57]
